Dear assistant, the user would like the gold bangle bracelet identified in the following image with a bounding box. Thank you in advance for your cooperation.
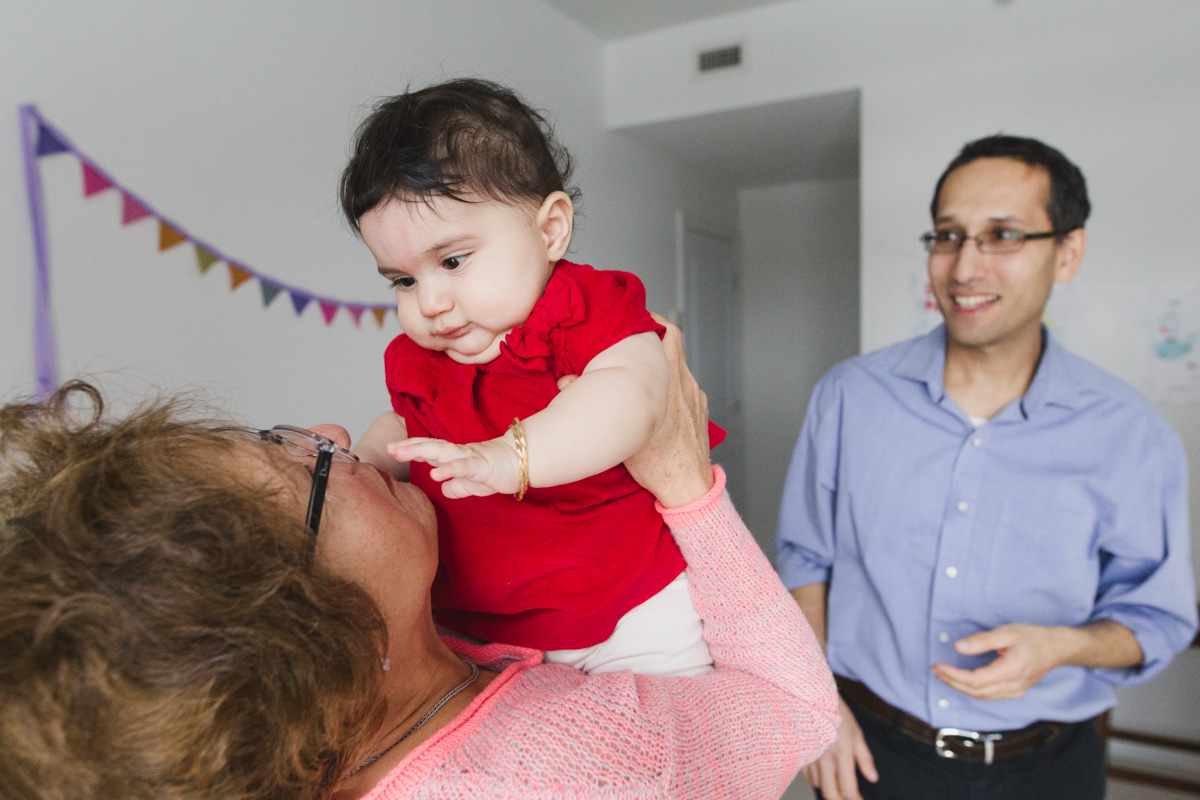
[509,417,529,501]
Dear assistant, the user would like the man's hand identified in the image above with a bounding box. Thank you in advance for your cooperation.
[801,697,878,800]
[931,623,1065,700]
[387,436,521,498]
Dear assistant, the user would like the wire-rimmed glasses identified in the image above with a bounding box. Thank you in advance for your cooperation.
[235,425,358,544]
[921,227,1062,255]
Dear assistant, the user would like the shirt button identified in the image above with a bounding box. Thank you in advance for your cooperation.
[945,566,958,578]
[938,698,950,709]
[956,501,969,513]
[938,631,950,643]
[972,437,982,447]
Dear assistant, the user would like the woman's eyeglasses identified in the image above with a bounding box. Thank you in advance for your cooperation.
[233,425,358,545]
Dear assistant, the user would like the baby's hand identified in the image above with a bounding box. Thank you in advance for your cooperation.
[387,436,521,499]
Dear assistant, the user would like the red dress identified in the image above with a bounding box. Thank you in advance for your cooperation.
[385,261,685,649]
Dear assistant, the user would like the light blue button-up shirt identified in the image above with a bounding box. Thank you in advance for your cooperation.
[777,326,1197,731]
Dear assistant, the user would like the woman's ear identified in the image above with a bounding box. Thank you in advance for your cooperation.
[536,191,574,261]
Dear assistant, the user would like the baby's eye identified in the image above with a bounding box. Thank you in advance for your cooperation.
[441,254,466,271]
[390,275,416,291]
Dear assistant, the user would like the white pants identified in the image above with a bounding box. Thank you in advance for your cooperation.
[544,573,714,676]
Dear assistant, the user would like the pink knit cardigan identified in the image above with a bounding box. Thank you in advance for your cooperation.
[360,467,839,799]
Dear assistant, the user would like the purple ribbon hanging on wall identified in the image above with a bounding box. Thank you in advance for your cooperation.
[20,104,62,399]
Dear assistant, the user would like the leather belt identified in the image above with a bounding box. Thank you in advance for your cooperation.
[835,675,1067,765]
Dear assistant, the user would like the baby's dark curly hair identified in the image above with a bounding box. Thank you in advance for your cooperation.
[340,78,580,231]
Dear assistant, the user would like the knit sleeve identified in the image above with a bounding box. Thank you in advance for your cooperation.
[375,466,839,800]
[649,465,841,797]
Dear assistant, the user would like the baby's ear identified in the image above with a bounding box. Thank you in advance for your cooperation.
[537,191,574,260]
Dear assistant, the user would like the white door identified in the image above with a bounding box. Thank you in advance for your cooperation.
[679,220,745,509]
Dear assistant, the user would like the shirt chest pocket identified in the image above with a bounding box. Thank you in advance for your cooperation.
[981,492,1100,627]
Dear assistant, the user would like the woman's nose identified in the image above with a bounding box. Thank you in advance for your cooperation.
[309,424,351,450]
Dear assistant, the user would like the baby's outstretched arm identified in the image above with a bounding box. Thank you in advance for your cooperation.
[353,411,410,482]
[389,331,669,498]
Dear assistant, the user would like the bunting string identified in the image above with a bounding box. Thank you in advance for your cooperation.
[19,104,394,399]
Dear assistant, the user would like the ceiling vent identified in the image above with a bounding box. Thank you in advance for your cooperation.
[698,44,742,73]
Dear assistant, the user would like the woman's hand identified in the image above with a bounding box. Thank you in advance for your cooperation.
[620,315,713,508]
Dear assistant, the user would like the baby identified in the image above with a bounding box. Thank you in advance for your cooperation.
[341,79,717,676]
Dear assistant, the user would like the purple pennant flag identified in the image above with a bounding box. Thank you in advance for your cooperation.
[35,123,70,157]
[289,290,312,316]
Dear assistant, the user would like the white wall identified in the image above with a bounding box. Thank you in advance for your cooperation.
[0,0,736,437]
[606,0,1200,774]
[606,0,1200,597]
[738,178,860,551]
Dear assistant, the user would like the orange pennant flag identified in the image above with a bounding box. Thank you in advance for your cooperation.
[372,308,388,327]
[159,221,188,252]
[195,246,220,274]
[228,264,254,291]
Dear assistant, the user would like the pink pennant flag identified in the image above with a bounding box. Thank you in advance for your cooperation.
[82,162,114,197]
[121,193,152,225]
[346,305,365,327]
[319,302,339,325]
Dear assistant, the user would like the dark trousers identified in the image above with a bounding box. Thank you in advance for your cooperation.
[815,698,1106,800]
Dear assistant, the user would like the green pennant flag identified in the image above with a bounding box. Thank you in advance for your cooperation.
[195,246,220,274]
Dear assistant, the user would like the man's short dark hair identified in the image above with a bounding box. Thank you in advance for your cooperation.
[339,78,580,232]
[930,134,1090,236]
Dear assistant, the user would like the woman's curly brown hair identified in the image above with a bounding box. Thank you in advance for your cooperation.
[0,381,386,800]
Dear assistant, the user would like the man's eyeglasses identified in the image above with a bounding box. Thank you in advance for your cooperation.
[921,228,1062,255]
[236,425,358,544]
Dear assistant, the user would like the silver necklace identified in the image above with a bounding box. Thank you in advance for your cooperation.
[346,657,479,777]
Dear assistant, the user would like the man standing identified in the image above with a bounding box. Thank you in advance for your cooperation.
[777,135,1196,800]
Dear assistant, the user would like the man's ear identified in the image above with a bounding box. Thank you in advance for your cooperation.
[536,191,574,261]
[1053,228,1086,285]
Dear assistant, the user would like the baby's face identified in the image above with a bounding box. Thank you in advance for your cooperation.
[360,194,561,364]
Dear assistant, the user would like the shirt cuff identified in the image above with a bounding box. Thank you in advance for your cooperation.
[656,465,726,528]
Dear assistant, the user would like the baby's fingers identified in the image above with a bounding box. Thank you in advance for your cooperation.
[439,476,500,499]
[387,438,464,466]
[427,455,490,484]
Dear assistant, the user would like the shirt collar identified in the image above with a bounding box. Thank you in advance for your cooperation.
[1020,330,1082,416]
[894,325,1082,418]
[894,325,949,405]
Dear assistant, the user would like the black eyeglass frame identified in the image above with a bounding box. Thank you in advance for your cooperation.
[232,425,359,552]
[920,229,1063,255]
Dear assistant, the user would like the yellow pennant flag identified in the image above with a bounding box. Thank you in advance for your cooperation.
[372,308,388,327]
[229,264,254,291]
[159,222,188,251]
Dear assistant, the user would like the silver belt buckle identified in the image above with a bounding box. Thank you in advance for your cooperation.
[935,728,1004,765]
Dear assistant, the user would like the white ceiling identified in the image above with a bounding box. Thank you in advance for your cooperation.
[543,0,790,40]
[617,89,859,188]
[545,0,859,188]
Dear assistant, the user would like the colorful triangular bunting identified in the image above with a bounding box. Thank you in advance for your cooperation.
[260,281,283,307]
[81,162,114,197]
[158,221,188,251]
[35,123,70,157]
[121,193,152,225]
[346,305,365,327]
[319,301,339,325]
[290,291,312,316]
[195,246,220,274]
[372,308,388,327]
[228,264,253,290]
